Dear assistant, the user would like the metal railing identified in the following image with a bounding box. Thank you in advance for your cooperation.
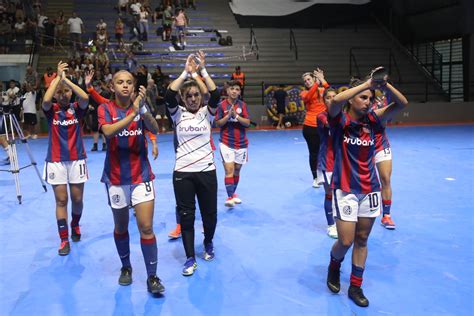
[408,42,443,87]
[249,25,259,60]
[349,47,402,83]
[289,29,298,60]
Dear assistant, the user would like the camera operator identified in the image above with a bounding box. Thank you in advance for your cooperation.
[0,80,22,165]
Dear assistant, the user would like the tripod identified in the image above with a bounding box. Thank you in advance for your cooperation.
[0,109,47,204]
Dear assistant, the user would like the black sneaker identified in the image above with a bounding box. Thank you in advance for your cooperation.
[91,143,98,152]
[102,143,107,151]
[118,267,133,286]
[58,240,70,256]
[348,285,369,307]
[326,267,340,293]
[147,275,165,294]
[71,225,81,242]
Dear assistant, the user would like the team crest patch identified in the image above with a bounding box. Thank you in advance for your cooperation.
[343,205,352,215]
[236,107,242,114]
[134,115,140,121]
[67,108,75,115]
[112,194,121,204]
[49,173,55,180]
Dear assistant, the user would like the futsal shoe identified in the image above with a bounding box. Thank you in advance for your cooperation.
[327,225,338,239]
[203,242,215,261]
[348,285,369,307]
[381,215,396,230]
[326,267,340,293]
[58,240,70,256]
[91,143,98,152]
[71,225,81,242]
[224,197,235,207]
[182,257,197,276]
[118,267,133,286]
[147,275,165,294]
[232,194,242,204]
[102,143,107,151]
[312,178,320,188]
[168,224,181,239]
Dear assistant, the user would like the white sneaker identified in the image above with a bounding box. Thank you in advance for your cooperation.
[327,225,338,239]
[312,178,320,188]
[224,197,235,207]
[232,194,242,204]
[31,134,38,139]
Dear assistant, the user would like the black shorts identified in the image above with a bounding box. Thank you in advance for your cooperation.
[23,113,38,126]
[276,104,286,115]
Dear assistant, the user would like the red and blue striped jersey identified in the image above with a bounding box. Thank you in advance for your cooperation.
[44,102,87,162]
[317,112,334,172]
[330,111,382,194]
[215,99,249,149]
[98,101,154,185]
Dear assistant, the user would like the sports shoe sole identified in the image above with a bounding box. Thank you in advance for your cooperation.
[182,264,197,276]
[381,223,396,230]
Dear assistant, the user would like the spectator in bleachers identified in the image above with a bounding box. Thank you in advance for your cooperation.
[81,58,95,71]
[95,47,110,71]
[135,64,149,90]
[273,84,289,129]
[115,17,125,51]
[145,78,158,116]
[103,67,113,84]
[67,12,84,57]
[37,11,47,46]
[124,50,138,73]
[0,16,11,53]
[138,5,149,41]
[13,17,26,42]
[83,46,95,64]
[14,3,24,24]
[24,65,39,91]
[44,16,55,46]
[42,66,57,91]
[161,5,172,41]
[117,0,129,17]
[173,7,187,48]
[95,27,108,51]
[96,18,107,32]
[32,0,41,16]
[53,10,65,47]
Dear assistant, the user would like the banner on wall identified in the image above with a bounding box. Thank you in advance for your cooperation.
[264,84,389,125]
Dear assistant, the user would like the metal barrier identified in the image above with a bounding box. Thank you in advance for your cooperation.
[289,29,298,60]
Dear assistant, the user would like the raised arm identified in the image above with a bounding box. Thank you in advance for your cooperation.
[42,61,67,111]
[374,83,408,122]
[61,74,89,109]
[136,85,159,134]
[328,80,371,118]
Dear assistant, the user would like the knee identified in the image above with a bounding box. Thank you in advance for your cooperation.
[379,175,391,187]
[56,197,68,208]
[179,208,195,227]
[71,195,83,205]
[139,224,154,236]
[354,232,369,248]
[337,235,354,249]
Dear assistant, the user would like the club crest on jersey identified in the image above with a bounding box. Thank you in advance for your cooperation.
[236,107,242,114]
[112,194,120,204]
[134,115,140,122]
[343,205,352,215]
[67,108,75,115]
[49,173,55,180]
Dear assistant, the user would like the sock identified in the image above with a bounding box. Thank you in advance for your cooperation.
[350,264,364,287]
[324,194,334,226]
[382,199,392,216]
[57,219,68,241]
[224,176,235,198]
[329,252,343,271]
[71,212,82,227]
[141,236,158,277]
[233,175,240,195]
[114,231,131,268]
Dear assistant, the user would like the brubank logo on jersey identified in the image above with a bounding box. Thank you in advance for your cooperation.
[53,118,79,126]
[118,128,143,137]
[343,136,374,146]
[178,125,208,133]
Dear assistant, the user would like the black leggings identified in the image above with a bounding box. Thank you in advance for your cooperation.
[302,125,320,180]
[173,170,217,258]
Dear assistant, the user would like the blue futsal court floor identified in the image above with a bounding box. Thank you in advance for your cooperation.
[0,125,473,315]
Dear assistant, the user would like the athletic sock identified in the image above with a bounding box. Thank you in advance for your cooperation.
[350,264,364,287]
[224,176,235,198]
[382,199,392,216]
[329,252,343,271]
[114,231,131,268]
[57,219,68,241]
[71,212,82,227]
[324,194,334,225]
[233,175,240,193]
[141,236,158,277]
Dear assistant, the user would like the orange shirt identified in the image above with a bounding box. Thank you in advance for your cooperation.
[43,72,57,89]
[231,72,245,86]
[300,81,329,127]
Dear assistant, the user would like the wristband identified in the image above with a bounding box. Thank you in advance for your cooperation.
[191,72,199,79]
[201,68,209,78]
[179,70,188,80]
[139,106,148,115]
